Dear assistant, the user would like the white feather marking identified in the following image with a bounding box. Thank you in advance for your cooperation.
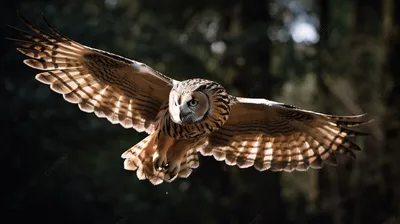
[305,148,314,157]
[284,142,291,163]
[127,99,133,118]
[292,143,302,161]
[261,142,272,170]
[100,86,109,95]
[264,142,273,162]
[238,140,247,154]
[114,95,122,114]
[93,85,108,106]
[92,86,109,117]
[317,127,335,141]
[323,125,340,135]
[300,141,310,152]
[317,146,325,154]
[248,140,259,161]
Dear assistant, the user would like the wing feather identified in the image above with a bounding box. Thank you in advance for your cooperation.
[9,14,177,133]
[200,96,372,172]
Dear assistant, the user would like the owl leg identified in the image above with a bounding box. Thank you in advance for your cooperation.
[152,133,174,170]
[163,139,197,182]
[153,154,168,170]
[121,132,165,185]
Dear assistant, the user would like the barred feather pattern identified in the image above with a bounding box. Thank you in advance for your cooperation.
[142,146,200,185]
[9,14,174,134]
[200,98,372,172]
[157,79,231,139]
[9,14,372,185]
[121,132,201,185]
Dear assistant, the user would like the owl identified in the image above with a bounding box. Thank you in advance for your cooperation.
[9,14,371,185]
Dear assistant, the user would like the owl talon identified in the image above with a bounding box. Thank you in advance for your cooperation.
[168,163,179,175]
[164,162,180,182]
[153,155,169,170]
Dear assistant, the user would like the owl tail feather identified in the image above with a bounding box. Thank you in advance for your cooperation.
[121,132,202,185]
[121,133,163,185]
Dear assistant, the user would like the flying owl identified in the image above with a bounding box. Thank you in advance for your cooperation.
[9,14,371,185]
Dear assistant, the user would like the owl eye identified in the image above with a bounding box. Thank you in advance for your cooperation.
[187,99,199,107]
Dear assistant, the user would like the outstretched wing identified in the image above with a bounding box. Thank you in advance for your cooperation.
[8,14,177,134]
[200,97,372,172]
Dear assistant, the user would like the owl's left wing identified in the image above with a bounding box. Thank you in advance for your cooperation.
[200,97,372,172]
[8,14,176,134]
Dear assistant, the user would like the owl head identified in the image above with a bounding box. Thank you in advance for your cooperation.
[169,80,212,125]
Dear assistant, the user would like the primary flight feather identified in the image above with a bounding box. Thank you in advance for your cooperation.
[9,14,372,185]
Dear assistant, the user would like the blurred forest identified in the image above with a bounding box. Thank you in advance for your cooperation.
[1,0,399,223]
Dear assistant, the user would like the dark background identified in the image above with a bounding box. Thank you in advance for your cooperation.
[1,0,399,223]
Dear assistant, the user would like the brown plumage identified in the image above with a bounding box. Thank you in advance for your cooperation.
[9,14,372,185]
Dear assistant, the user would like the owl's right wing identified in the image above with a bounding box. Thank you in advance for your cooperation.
[9,14,177,134]
[200,97,372,172]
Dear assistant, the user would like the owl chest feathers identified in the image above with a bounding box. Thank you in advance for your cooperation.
[145,82,231,181]
[155,80,232,140]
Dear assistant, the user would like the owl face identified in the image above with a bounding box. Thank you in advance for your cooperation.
[169,89,210,125]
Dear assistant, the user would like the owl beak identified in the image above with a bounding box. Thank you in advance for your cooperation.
[169,105,183,125]
[169,101,191,125]
[171,112,193,125]
[173,111,188,125]
[179,111,193,124]
[179,112,185,124]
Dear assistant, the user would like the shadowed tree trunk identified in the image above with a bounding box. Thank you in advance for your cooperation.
[314,1,342,224]
[381,0,400,221]
[315,0,384,223]
[349,1,390,224]
[220,0,286,223]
